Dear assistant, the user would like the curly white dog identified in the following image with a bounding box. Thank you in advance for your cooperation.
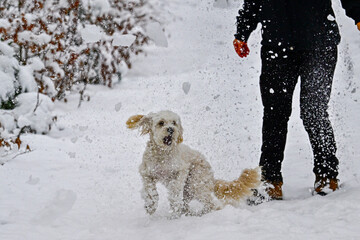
[127,110,260,218]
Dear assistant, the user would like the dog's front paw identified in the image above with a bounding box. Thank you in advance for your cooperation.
[168,211,182,220]
[142,189,159,215]
[144,196,158,215]
[144,202,157,215]
[167,205,183,219]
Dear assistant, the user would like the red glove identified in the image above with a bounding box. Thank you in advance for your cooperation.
[233,39,250,58]
[357,22,360,31]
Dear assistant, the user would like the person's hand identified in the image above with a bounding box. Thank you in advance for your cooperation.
[357,22,360,31]
[233,39,250,58]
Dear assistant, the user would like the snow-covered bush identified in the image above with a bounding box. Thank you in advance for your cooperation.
[0,0,157,150]
[0,0,153,99]
[0,93,54,154]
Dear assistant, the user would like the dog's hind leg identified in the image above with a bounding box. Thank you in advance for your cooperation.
[141,175,159,215]
[198,194,218,215]
[185,194,217,217]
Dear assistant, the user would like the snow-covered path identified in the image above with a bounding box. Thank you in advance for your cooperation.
[1,0,360,239]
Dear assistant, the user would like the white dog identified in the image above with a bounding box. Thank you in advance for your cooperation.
[127,110,261,218]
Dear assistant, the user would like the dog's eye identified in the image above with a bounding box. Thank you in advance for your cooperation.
[173,121,177,126]
[158,121,164,127]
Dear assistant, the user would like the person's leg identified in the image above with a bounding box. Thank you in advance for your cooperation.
[299,46,339,191]
[259,47,300,185]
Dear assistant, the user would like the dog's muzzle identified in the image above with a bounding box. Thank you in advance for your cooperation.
[163,135,173,146]
[163,128,174,146]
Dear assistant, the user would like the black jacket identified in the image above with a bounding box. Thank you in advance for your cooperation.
[235,0,360,50]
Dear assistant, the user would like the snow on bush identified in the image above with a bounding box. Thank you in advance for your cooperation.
[0,0,155,98]
[0,0,159,150]
[0,42,19,107]
[14,93,55,134]
[0,92,55,154]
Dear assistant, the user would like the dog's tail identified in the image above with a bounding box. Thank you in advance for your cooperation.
[214,167,261,204]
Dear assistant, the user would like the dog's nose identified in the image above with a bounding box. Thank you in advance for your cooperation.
[167,127,174,135]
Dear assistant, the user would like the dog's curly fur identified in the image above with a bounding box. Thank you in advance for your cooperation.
[127,110,261,218]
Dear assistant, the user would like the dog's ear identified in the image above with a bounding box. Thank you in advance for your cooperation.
[177,123,184,144]
[126,115,152,135]
[177,135,183,144]
[126,115,144,129]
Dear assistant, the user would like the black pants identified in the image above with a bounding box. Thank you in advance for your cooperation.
[259,46,339,183]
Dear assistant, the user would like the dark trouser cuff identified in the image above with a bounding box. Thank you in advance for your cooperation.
[313,155,339,179]
[260,164,283,183]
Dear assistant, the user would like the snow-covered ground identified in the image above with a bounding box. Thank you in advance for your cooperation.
[1,0,360,239]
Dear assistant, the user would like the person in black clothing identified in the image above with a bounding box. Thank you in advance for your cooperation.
[233,0,360,199]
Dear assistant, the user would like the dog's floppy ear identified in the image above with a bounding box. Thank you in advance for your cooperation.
[177,123,184,144]
[126,115,144,129]
[177,135,183,144]
[126,114,152,135]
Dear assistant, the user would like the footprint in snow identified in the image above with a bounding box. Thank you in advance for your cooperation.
[182,82,191,94]
[115,102,122,112]
[32,189,77,225]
